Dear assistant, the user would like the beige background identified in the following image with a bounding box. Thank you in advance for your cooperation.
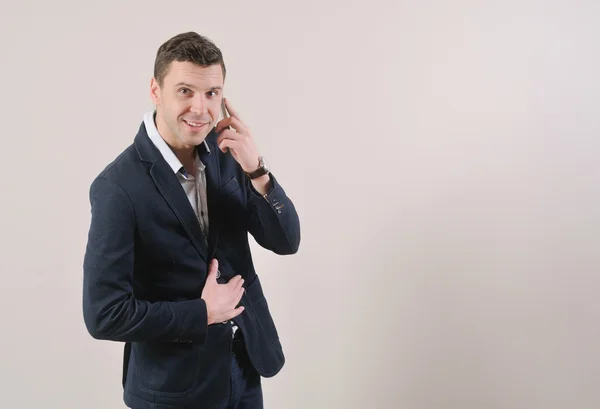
[1,1,599,408]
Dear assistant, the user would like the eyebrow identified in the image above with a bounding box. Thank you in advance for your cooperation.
[174,82,223,91]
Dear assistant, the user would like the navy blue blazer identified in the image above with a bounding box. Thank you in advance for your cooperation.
[82,121,300,409]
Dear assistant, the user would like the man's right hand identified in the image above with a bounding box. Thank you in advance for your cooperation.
[201,259,245,325]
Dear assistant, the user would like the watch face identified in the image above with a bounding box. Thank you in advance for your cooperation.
[259,156,269,172]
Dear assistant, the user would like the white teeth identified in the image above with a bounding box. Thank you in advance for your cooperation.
[185,120,202,127]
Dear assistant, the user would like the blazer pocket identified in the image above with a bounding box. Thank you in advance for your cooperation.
[134,342,199,396]
[221,176,240,198]
[244,276,282,348]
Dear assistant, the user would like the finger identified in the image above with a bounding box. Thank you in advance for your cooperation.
[228,306,245,320]
[231,285,245,306]
[224,98,244,124]
[228,275,243,287]
[236,286,245,303]
[226,116,245,133]
[216,129,240,146]
[215,116,245,135]
[236,277,245,291]
[233,279,245,295]
[218,138,242,154]
[214,117,234,134]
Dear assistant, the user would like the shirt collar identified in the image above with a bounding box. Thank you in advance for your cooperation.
[143,110,211,174]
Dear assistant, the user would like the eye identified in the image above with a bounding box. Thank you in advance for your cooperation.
[178,88,192,96]
[207,90,218,98]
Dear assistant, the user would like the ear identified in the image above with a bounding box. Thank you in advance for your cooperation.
[150,77,161,105]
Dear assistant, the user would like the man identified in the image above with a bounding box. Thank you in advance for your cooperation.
[82,32,300,409]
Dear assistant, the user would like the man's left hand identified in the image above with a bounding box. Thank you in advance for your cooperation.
[215,98,261,173]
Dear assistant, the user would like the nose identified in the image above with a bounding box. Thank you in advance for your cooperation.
[189,96,207,115]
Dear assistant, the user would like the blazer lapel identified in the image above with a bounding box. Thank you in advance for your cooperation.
[199,139,223,259]
[134,122,221,265]
[149,158,209,263]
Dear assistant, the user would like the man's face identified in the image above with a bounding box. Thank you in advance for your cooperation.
[150,61,224,150]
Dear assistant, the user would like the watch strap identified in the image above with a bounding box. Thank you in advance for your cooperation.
[244,156,269,179]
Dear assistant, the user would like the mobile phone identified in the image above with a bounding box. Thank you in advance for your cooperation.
[221,98,230,123]
[219,98,232,152]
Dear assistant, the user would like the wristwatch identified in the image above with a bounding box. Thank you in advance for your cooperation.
[245,156,270,179]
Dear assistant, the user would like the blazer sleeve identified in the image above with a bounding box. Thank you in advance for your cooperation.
[245,172,301,255]
[82,176,208,344]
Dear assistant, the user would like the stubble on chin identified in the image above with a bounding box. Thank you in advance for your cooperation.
[176,124,212,148]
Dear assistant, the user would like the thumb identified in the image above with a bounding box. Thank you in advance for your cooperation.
[208,259,219,279]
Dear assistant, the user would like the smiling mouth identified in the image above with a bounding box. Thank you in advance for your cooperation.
[183,119,207,128]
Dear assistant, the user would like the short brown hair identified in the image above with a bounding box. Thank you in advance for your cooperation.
[153,32,226,86]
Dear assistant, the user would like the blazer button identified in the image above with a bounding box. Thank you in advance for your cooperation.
[216,269,221,279]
